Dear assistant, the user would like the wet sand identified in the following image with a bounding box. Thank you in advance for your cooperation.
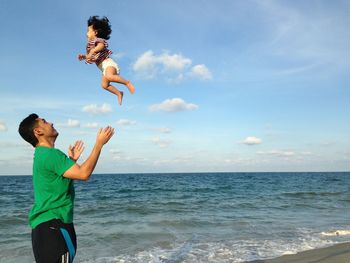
[246,242,350,263]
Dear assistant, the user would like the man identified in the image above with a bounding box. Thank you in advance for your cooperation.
[18,113,114,263]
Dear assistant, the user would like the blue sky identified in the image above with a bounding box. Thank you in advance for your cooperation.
[0,0,349,175]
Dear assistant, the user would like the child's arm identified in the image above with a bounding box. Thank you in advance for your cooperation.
[78,39,105,62]
[86,43,105,60]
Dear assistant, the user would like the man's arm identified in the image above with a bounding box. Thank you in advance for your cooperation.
[63,126,114,181]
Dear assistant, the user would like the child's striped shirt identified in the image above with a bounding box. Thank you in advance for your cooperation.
[86,38,112,65]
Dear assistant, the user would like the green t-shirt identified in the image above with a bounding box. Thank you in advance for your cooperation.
[29,146,75,229]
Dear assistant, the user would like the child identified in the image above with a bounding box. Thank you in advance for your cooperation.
[78,16,135,105]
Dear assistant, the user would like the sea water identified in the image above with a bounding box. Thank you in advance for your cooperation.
[1,172,350,263]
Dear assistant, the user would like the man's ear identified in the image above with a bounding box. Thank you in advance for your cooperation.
[33,127,43,137]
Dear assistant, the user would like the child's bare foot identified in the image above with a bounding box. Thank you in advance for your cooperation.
[126,81,135,94]
[117,91,124,105]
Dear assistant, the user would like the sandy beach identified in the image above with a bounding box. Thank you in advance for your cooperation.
[247,242,350,263]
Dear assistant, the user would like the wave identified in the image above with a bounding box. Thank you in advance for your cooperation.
[77,230,343,263]
[282,191,343,197]
[321,230,350,237]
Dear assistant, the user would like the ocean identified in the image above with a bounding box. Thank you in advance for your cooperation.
[1,172,350,263]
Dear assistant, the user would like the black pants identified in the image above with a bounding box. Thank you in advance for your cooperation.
[32,219,77,263]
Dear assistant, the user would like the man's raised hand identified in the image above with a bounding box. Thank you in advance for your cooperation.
[96,126,115,147]
[68,140,85,161]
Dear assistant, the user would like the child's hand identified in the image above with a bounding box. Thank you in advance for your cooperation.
[86,52,94,60]
[78,54,86,61]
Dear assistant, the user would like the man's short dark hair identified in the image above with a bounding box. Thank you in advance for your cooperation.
[18,113,39,147]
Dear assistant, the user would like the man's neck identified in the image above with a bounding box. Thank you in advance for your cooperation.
[36,138,55,148]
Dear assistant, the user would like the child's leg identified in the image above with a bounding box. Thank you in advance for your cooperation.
[104,66,135,94]
[101,76,124,105]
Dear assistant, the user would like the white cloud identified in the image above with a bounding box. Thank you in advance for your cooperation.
[108,149,148,163]
[0,121,7,132]
[116,119,136,126]
[132,50,158,77]
[152,137,171,148]
[133,50,191,74]
[109,149,121,154]
[153,156,192,166]
[82,103,112,115]
[257,150,295,158]
[256,150,316,163]
[225,157,256,165]
[159,127,172,134]
[190,64,213,80]
[160,52,192,71]
[149,98,198,113]
[133,50,211,81]
[109,149,125,161]
[344,152,350,161]
[58,119,80,128]
[149,126,172,134]
[83,122,99,129]
[112,52,125,60]
[274,63,319,76]
[0,141,30,148]
[73,131,89,136]
[300,151,312,156]
[241,136,262,145]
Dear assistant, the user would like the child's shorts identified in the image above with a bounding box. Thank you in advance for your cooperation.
[98,57,120,76]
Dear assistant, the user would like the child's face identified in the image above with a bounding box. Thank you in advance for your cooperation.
[87,26,97,40]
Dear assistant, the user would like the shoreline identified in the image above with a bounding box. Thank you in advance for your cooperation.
[1,171,349,177]
[246,242,350,263]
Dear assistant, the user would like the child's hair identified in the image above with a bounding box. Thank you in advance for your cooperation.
[18,113,39,147]
[88,16,112,40]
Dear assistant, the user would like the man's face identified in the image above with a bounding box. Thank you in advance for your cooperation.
[34,118,58,138]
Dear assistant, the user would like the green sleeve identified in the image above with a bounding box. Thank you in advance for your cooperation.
[45,149,75,176]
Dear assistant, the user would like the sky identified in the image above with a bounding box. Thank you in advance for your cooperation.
[0,0,349,175]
